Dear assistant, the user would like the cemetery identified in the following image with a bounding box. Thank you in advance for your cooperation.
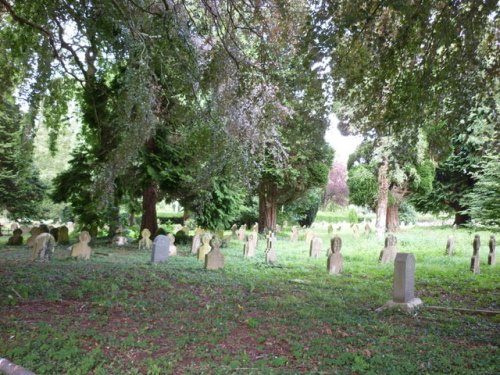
[0,0,498,374]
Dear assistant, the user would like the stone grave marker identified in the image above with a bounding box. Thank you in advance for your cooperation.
[138,228,153,251]
[488,235,496,266]
[290,226,299,241]
[168,233,177,256]
[243,232,257,257]
[238,224,247,241]
[58,225,70,244]
[445,235,455,256]
[252,222,259,233]
[71,231,92,260]
[205,237,224,270]
[198,233,211,261]
[309,236,323,258]
[364,223,372,235]
[10,222,19,231]
[305,229,314,245]
[152,234,170,263]
[50,227,59,243]
[377,253,423,313]
[231,224,238,237]
[7,228,23,246]
[191,233,202,254]
[379,234,398,264]
[32,227,56,261]
[265,232,277,264]
[327,236,343,274]
[26,227,42,249]
[327,224,333,236]
[470,235,480,274]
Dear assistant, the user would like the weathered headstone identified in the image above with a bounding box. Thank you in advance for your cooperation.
[10,222,19,231]
[50,227,59,243]
[58,225,70,244]
[290,226,299,241]
[327,236,343,274]
[238,224,247,241]
[252,222,259,233]
[364,223,372,235]
[7,228,23,246]
[32,228,56,261]
[488,235,496,266]
[205,237,224,270]
[445,235,455,256]
[198,233,211,261]
[265,232,277,264]
[470,235,480,274]
[138,228,153,251]
[305,229,314,245]
[168,233,177,256]
[379,234,398,264]
[376,253,423,313]
[309,236,323,258]
[191,233,202,254]
[327,224,334,236]
[231,224,238,238]
[26,227,42,249]
[243,232,257,257]
[71,231,92,260]
[152,234,170,263]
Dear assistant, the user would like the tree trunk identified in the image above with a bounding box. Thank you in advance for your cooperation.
[141,181,158,237]
[258,180,278,233]
[454,211,471,226]
[386,204,400,232]
[375,156,389,239]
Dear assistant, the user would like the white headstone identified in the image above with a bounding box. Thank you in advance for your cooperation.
[152,235,170,263]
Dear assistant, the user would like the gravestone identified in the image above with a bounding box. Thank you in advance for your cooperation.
[238,224,247,241]
[33,232,56,261]
[470,235,480,274]
[352,224,360,236]
[198,234,211,261]
[327,224,333,236]
[168,233,177,256]
[445,235,455,256]
[71,231,92,260]
[265,232,277,264]
[488,235,496,266]
[309,236,323,258]
[379,235,398,264]
[113,235,128,246]
[364,223,372,235]
[7,228,23,246]
[252,222,259,233]
[243,232,257,257]
[58,225,70,244]
[152,234,170,263]
[205,237,224,270]
[191,233,202,254]
[290,226,299,241]
[377,253,423,313]
[138,228,153,251]
[231,224,238,238]
[327,236,343,274]
[50,227,59,243]
[10,222,19,231]
[305,229,314,245]
[26,227,42,249]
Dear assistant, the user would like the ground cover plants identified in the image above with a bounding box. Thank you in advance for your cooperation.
[0,225,498,374]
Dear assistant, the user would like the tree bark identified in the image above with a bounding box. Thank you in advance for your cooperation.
[386,204,400,232]
[258,180,278,233]
[375,156,389,239]
[141,181,158,237]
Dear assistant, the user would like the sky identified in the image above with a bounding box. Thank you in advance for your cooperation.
[324,114,362,164]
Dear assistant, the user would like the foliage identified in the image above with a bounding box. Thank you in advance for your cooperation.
[323,161,348,207]
[347,208,358,225]
[347,165,378,210]
[398,201,417,225]
[281,188,323,227]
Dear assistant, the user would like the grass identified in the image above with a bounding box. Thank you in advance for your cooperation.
[0,225,499,374]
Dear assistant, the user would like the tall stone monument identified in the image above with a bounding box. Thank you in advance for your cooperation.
[265,232,277,264]
[470,235,480,274]
[488,235,496,266]
[445,235,455,256]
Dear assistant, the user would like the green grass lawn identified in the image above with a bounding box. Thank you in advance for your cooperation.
[0,226,499,374]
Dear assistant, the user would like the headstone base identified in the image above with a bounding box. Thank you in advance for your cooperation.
[376,298,423,313]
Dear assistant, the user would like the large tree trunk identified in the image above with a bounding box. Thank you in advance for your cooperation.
[258,180,278,233]
[375,156,389,239]
[454,211,471,226]
[386,204,400,232]
[141,181,158,237]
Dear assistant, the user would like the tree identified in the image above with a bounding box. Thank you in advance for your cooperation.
[323,161,349,208]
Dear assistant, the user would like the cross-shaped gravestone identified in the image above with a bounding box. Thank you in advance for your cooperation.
[309,236,323,258]
[265,232,277,264]
[198,234,211,261]
[379,234,398,264]
[470,235,480,274]
[488,235,496,266]
[151,234,170,263]
[205,237,224,270]
[445,235,455,256]
[327,236,343,274]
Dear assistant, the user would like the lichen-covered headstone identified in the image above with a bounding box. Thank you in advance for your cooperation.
[488,235,496,266]
[243,232,257,257]
[445,235,455,256]
[26,227,41,250]
[71,231,92,260]
[470,235,480,274]
[309,236,323,258]
[7,228,23,246]
[197,233,211,261]
[32,231,56,261]
[379,234,398,264]
[152,234,170,263]
[50,227,59,243]
[238,224,246,241]
[168,233,177,256]
[265,232,277,264]
[205,237,224,270]
[58,225,70,244]
[139,228,153,251]
[231,224,238,238]
[327,236,343,274]
[191,233,202,254]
